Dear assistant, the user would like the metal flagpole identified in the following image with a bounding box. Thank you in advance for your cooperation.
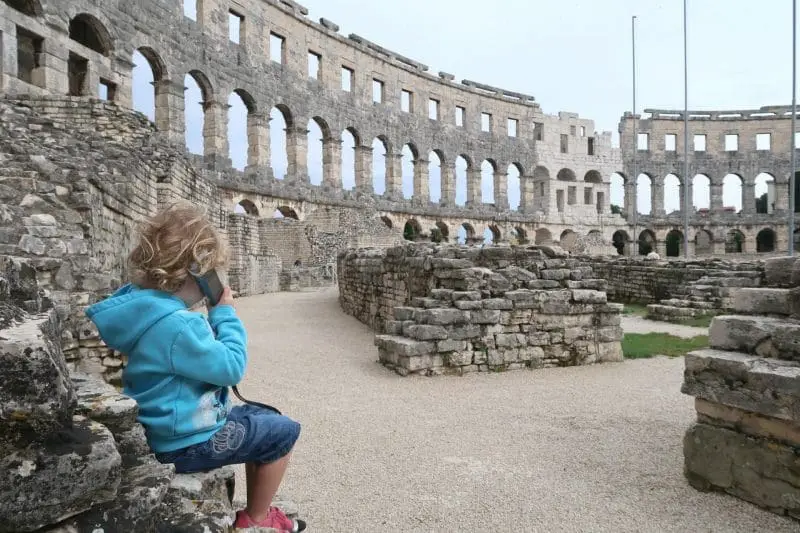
[632,16,638,253]
[790,0,797,256]
[683,0,690,258]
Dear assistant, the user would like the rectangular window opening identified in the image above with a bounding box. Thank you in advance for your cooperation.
[587,137,595,155]
[570,125,576,136]
[341,66,353,92]
[401,89,412,112]
[372,79,384,103]
[99,78,117,101]
[756,133,771,151]
[694,134,707,152]
[16,27,44,87]
[596,191,605,214]
[270,33,285,64]
[556,189,565,212]
[507,118,518,137]
[481,112,492,132]
[228,10,244,44]
[455,106,465,127]
[725,134,738,152]
[580,125,586,137]
[568,186,577,205]
[428,99,439,120]
[795,132,800,149]
[67,52,89,96]
[637,133,649,151]
[560,134,568,153]
[184,0,198,20]
[308,51,321,80]
[584,187,593,205]
[665,134,677,151]
[534,122,544,141]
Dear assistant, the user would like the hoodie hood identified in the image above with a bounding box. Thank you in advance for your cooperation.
[85,283,188,353]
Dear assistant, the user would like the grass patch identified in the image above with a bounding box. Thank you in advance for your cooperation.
[676,315,714,328]
[622,303,649,317]
[622,333,708,359]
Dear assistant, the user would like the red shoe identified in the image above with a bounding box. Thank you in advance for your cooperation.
[233,507,307,532]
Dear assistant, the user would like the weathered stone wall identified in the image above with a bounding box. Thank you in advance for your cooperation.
[338,244,623,375]
[681,256,800,520]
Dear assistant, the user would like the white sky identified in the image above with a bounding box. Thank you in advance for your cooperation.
[132,0,797,216]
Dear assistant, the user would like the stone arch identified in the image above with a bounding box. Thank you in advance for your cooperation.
[610,172,626,215]
[429,150,444,203]
[269,105,292,180]
[723,174,743,213]
[132,47,169,125]
[3,0,43,16]
[514,226,529,244]
[584,170,603,183]
[694,229,714,255]
[756,228,776,253]
[692,174,711,211]
[234,199,259,216]
[435,221,449,242]
[372,136,390,195]
[663,174,681,214]
[755,173,776,214]
[612,230,629,255]
[380,216,393,228]
[275,206,299,220]
[228,89,257,171]
[560,229,577,251]
[69,13,114,56]
[401,143,418,199]
[666,229,683,257]
[488,224,501,244]
[535,228,552,245]
[636,173,652,215]
[556,168,576,181]
[481,159,497,204]
[726,229,745,253]
[508,162,523,211]
[637,229,656,255]
[458,222,476,244]
[307,116,331,186]
[404,218,423,241]
[534,166,550,180]
[455,155,471,207]
[184,70,213,156]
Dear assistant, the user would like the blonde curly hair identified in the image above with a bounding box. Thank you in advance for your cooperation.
[128,202,229,293]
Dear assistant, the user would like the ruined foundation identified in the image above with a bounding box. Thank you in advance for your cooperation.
[681,256,800,519]
[338,244,623,375]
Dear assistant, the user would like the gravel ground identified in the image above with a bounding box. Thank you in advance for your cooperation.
[621,316,709,339]
[231,288,796,533]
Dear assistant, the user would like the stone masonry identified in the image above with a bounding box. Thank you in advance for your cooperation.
[338,244,623,375]
[681,255,800,519]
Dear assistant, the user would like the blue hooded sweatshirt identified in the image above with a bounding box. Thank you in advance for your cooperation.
[85,284,247,453]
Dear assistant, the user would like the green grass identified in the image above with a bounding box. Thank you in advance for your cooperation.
[677,315,715,329]
[622,333,709,359]
[622,303,649,317]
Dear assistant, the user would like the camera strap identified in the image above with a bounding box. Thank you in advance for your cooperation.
[231,385,282,415]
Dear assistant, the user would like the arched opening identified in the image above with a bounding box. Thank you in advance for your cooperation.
[234,199,259,216]
[638,229,656,255]
[755,173,776,214]
[458,223,476,244]
[307,117,329,186]
[692,174,711,211]
[756,228,776,253]
[666,230,683,257]
[725,229,745,254]
[372,137,389,195]
[401,144,416,199]
[228,90,254,171]
[636,174,652,215]
[508,163,522,211]
[270,105,291,179]
[341,128,358,190]
[612,230,629,255]
[723,174,743,213]
[557,168,577,182]
[483,225,501,245]
[403,219,422,241]
[663,174,681,214]
[514,226,529,244]
[560,229,577,251]
[694,229,713,255]
[455,155,469,207]
[429,150,443,203]
[434,221,449,242]
[380,216,393,228]
[69,14,112,56]
[132,48,167,125]
[584,170,603,183]
[184,72,210,156]
[535,228,552,245]
[481,160,496,204]
[610,172,626,215]
[3,0,42,16]
[274,206,299,220]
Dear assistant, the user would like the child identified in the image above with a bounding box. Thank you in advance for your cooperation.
[86,203,305,532]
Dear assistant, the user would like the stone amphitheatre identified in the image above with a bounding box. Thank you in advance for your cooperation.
[1,0,800,531]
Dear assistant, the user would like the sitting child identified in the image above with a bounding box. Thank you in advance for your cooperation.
[86,203,305,532]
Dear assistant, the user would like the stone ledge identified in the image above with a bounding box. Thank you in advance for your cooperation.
[695,398,800,447]
[709,315,800,362]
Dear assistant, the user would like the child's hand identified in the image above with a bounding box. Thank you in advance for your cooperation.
[215,287,235,308]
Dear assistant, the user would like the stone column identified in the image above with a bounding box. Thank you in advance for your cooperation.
[1,28,18,90]
[413,157,430,203]
[245,111,271,176]
[323,138,342,190]
[286,125,309,183]
[651,179,665,216]
[386,153,403,199]
[680,178,692,215]
[202,99,231,169]
[520,175,534,213]
[113,55,135,109]
[153,79,185,145]
[42,37,69,96]
[710,182,724,212]
[494,171,509,210]
[354,146,373,194]
[656,240,667,257]
[466,167,482,206]
[85,61,100,98]
[624,180,636,219]
[440,162,456,206]
[742,180,756,213]
[775,180,789,212]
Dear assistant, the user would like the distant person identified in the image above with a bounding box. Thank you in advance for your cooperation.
[86,203,305,532]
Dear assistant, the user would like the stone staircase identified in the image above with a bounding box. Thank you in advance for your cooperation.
[681,256,800,519]
[647,263,763,322]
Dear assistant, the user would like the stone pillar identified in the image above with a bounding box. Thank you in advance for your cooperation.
[742,180,756,213]
[154,79,185,145]
[323,138,342,189]
[656,240,667,257]
[680,179,692,215]
[466,167,482,206]
[624,181,636,219]
[42,37,69,96]
[440,162,455,206]
[202,99,231,169]
[354,146,373,194]
[1,28,18,90]
[85,61,100,98]
[520,175,534,213]
[245,111,271,176]
[775,180,790,212]
[710,182,724,212]
[494,171,509,210]
[413,157,430,203]
[286,125,309,183]
[651,180,665,216]
[386,153,403,199]
[113,55,135,109]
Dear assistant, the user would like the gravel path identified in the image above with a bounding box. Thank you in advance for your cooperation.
[232,289,795,532]
[621,316,709,339]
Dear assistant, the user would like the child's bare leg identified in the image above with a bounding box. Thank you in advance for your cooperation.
[246,451,294,522]
[245,462,256,503]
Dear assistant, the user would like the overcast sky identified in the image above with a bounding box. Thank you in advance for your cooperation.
[133,0,796,226]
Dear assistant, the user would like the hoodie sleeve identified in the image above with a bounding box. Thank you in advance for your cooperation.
[169,307,247,387]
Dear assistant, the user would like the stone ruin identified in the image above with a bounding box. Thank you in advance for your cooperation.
[338,244,623,375]
[681,256,800,518]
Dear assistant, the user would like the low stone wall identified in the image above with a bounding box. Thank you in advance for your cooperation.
[681,256,800,520]
[339,244,623,375]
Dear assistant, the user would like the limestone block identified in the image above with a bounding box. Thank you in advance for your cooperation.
[72,372,138,435]
[733,288,792,316]
[0,309,75,447]
[571,289,607,304]
[0,416,122,532]
[452,291,481,301]
[597,342,624,362]
[403,324,449,341]
[526,280,561,289]
[445,351,473,366]
[154,491,236,533]
[764,257,799,288]
[495,333,526,348]
[449,324,482,340]
[115,423,151,465]
[170,466,236,508]
[483,298,513,310]
[695,399,800,447]
[416,308,470,326]
[471,309,501,324]
[682,349,800,421]
[709,315,800,361]
[374,335,435,357]
[454,300,483,310]
[437,339,467,353]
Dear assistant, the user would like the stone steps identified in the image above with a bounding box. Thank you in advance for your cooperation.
[708,315,800,362]
[646,304,713,321]
[732,287,795,316]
